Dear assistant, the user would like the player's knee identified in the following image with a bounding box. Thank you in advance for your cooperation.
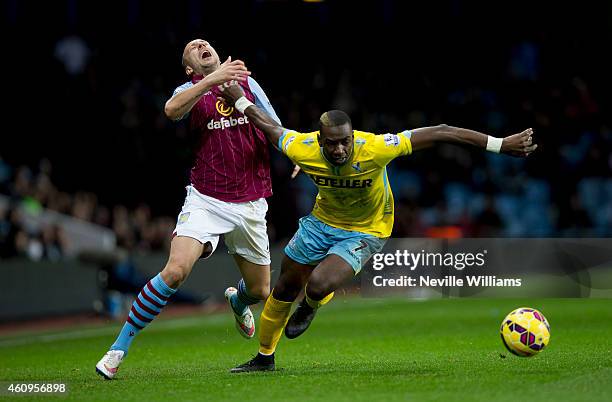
[274,280,302,301]
[162,257,193,287]
[305,272,330,301]
[247,284,270,301]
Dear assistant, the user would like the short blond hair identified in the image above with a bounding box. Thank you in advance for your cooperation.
[319,110,351,128]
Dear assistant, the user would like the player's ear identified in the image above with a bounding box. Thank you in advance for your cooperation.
[185,66,193,76]
[317,134,323,146]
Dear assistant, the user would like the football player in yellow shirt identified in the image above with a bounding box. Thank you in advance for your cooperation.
[218,81,536,372]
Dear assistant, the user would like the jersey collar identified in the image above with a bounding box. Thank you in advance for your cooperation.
[191,74,204,84]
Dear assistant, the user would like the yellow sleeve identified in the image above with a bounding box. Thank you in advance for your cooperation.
[278,130,312,161]
[278,130,303,160]
[370,130,413,167]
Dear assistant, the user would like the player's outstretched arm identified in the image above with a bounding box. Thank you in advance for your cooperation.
[164,57,251,121]
[218,81,286,150]
[410,125,537,157]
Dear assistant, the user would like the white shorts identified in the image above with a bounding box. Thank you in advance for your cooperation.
[172,185,271,265]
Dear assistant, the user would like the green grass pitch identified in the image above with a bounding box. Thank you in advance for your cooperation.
[1,298,611,401]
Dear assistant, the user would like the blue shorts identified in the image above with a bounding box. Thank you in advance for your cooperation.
[284,214,387,274]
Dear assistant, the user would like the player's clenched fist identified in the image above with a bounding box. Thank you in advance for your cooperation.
[217,80,246,106]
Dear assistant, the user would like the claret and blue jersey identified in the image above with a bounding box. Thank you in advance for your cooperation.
[172,76,281,203]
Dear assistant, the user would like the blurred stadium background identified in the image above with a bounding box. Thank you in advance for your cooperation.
[1,0,611,322]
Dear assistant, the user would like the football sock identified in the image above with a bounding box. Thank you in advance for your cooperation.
[304,286,334,309]
[255,352,275,363]
[110,273,177,355]
[230,278,260,315]
[258,290,293,355]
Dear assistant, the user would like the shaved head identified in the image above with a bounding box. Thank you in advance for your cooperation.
[181,39,221,76]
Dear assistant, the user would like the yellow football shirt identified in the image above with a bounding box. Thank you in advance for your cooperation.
[278,130,412,238]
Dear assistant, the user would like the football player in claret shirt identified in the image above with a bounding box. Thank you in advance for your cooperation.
[96,39,282,380]
[218,80,537,372]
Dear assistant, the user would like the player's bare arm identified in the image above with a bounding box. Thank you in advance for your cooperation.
[218,81,285,149]
[410,125,537,157]
[164,58,251,121]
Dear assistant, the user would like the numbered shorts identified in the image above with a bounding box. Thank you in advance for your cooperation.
[173,185,270,265]
[284,214,387,274]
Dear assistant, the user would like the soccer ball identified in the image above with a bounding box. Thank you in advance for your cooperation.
[500,307,550,357]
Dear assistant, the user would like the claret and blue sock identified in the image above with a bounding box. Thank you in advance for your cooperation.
[229,278,260,315]
[109,273,177,355]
